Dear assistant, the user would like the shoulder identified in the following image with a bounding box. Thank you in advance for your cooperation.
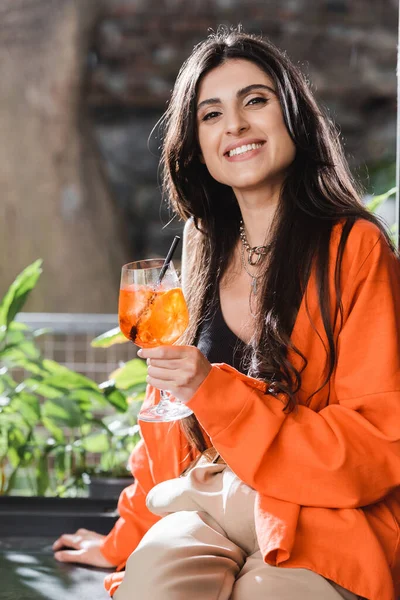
[332,219,400,300]
[346,218,385,249]
[333,217,383,250]
[333,218,395,268]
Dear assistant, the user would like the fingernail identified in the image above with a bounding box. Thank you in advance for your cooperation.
[137,349,143,357]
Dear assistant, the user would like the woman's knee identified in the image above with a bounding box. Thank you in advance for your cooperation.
[135,510,223,553]
[128,509,238,570]
[118,510,244,600]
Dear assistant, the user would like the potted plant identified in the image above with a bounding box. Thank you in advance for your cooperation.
[0,260,147,499]
[77,358,148,499]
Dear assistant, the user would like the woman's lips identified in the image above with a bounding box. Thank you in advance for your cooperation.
[224,142,265,162]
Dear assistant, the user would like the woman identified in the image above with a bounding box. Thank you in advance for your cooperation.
[53,28,400,600]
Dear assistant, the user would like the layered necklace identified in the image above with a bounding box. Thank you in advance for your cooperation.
[239,219,271,317]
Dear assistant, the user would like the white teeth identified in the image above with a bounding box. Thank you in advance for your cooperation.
[228,143,263,157]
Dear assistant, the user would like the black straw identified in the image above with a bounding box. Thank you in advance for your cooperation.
[156,235,181,286]
[128,236,182,343]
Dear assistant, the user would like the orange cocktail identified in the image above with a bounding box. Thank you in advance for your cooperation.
[119,285,189,348]
[118,257,193,422]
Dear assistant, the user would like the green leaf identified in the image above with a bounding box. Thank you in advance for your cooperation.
[91,327,128,348]
[52,447,67,482]
[19,445,35,467]
[0,260,43,335]
[68,389,105,411]
[41,360,100,392]
[3,464,21,495]
[1,340,41,361]
[42,417,65,443]
[81,432,110,453]
[20,378,66,399]
[7,444,22,468]
[3,321,33,346]
[366,187,397,213]
[7,321,31,332]
[9,424,29,447]
[99,381,128,413]
[0,371,17,396]
[2,354,47,376]
[10,393,40,428]
[42,397,83,428]
[36,454,50,496]
[110,359,148,390]
[1,411,27,432]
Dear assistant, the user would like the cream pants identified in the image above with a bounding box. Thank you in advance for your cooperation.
[114,461,361,600]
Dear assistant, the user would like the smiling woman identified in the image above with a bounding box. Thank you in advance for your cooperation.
[54,27,400,600]
[196,62,296,202]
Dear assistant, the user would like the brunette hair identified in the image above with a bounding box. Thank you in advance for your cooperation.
[159,27,395,452]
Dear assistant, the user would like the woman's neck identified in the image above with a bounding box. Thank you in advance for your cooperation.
[238,199,278,247]
[234,184,281,246]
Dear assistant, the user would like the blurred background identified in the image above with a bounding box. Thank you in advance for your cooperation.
[0,0,398,314]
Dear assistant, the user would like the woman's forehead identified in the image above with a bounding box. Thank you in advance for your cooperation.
[197,59,274,102]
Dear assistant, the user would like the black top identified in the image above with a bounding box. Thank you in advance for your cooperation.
[196,295,248,374]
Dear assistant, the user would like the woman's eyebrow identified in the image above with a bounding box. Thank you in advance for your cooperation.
[196,84,276,113]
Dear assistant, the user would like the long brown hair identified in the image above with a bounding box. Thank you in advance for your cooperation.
[158,27,395,452]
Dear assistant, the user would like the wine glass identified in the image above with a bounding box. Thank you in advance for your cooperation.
[119,258,193,422]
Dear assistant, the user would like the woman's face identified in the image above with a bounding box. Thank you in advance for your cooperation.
[196,59,296,196]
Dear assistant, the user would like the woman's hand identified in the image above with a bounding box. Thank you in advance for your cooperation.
[138,345,212,404]
[52,528,115,568]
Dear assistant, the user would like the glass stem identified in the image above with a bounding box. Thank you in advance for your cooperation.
[156,389,174,414]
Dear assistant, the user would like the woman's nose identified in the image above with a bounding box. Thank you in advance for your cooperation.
[225,111,249,136]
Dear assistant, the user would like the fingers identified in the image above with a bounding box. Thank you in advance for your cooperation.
[147,365,177,383]
[138,345,212,403]
[147,377,174,391]
[54,549,86,564]
[138,346,190,360]
[52,534,81,551]
[146,358,182,369]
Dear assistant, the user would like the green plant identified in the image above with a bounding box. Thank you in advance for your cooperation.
[0,261,147,497]
[366,186,398,245]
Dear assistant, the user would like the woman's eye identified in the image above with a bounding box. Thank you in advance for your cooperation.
[246,97,268,106]
[202,111,221,122]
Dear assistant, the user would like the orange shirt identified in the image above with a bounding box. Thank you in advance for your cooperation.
[101,219,400,600]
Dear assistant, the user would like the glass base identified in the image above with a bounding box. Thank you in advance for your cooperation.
[138,399,193,422]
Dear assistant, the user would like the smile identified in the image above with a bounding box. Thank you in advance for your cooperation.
[227,142,264,157]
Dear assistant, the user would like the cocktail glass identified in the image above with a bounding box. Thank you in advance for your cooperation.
[119,258,193,422]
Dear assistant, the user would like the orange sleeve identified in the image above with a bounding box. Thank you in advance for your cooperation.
[187,230,400,509]
[100,438,160,568]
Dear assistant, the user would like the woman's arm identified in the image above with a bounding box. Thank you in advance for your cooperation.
[186,230,400,509]
[142,224,400,509]
[99,438,160,567]
[53,437,160,568]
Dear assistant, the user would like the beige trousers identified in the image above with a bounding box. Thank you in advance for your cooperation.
[114,461,361,600]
